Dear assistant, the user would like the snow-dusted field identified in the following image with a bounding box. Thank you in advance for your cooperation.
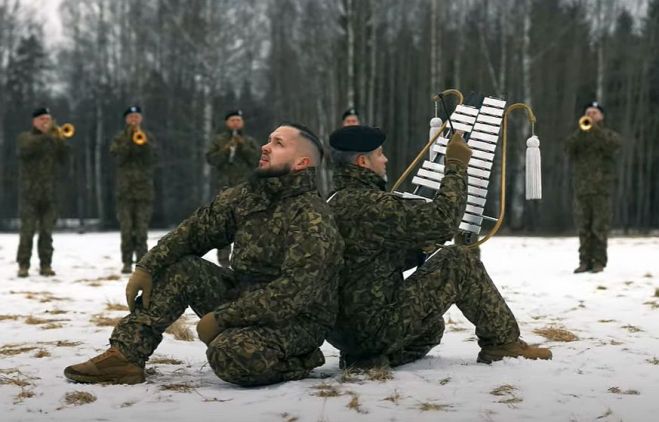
[0,232,657,421]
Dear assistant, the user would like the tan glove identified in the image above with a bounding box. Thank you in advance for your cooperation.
[197,312,224,345]
[445,132,472,167]
[125,268,153,312]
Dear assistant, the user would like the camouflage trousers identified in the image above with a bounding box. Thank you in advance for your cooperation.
[16,198,57,268]
[343,246,520,367]
[575,194,611,268]
[117,199,152,265]
[110,256,326,387]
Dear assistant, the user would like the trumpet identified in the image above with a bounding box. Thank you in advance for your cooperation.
[579,115,593,132]
[54,123,75,139]
[132,128,147,145]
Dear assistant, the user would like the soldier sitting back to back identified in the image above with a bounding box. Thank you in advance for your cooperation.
[326,125,552,369]
[64,123,344,387]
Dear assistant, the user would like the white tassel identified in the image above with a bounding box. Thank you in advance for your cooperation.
[428,117,443,161]
[525,135,542,199]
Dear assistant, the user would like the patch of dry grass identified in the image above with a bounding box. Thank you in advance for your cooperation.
[596,285,607,290]
[439,377,451,385]
[311,383,342,398]
[621,324,643,333]
[646,357,659,365]
[608,387,640,395]
[24,315,69,325]
[1,369,38,403]
[160,383,195,393]
[366,367,393,382]
[609,339,624,345]
[533,325,578,342]
[383,390,401,404]
[643,301,659,310]
[52,340,82,347]
[105,301,129,312]
[0,344,39,356]
[150,356,184,365]
[643,273,653,278]
[346,392,367,414]
[63,391,97,406]
[598,319,616,323]
[0,314,21,321]
[280,413,299,422]
[165,317,194,341]
[654,287,659,297]
[490,385,517,396]
[9,290,68,303]
[34,349,51,358]
[418,401,453,412]
[90,314,122,327]
[76,275,122,285]
[338,369,359,383]
[45,309,68,315]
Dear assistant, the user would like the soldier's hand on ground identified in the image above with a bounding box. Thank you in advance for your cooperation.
[445,132,472,167]
[125,268,153,312]
[197,312,224,345]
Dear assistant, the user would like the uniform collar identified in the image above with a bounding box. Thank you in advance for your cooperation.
[333,164,386,192]
[250,167,318,200]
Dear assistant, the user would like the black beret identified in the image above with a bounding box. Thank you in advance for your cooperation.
[225,109,244,120]
[329,126,385,153]
[32,107,50,118]
[123,105,142,117]
[583,101,604,114]
[342,108,359,120]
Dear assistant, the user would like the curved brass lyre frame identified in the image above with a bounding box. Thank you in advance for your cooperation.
[390,89,536,248]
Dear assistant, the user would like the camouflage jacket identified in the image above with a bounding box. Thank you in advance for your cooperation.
[110,127,156,202]
[565,125,621,197]
[326,163,467,355]
[138,168,344,329]
[17,128,69,203]
[206,129,260,191]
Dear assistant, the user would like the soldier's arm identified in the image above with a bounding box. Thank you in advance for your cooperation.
[213,205,342,328]
[109,133,131,157]
[206,136,229,167]
[17,133,45,158]
[137,188,238,275]
[564,130,581,157]
[367,162,467,249]
[238,136,260,165]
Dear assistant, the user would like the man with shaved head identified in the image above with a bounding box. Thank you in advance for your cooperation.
[65,123,343,387]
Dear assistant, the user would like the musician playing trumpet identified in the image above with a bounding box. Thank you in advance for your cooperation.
[205,109,260,267]
[16,107,71,277]
[110,105,157,274]
[565,101,621,274]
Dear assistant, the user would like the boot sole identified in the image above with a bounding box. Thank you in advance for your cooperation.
[64,369,145,385]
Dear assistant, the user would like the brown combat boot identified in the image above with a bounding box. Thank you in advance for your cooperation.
[17,266,29,278]
[477,340,552,364]
[121,263,132,274]
[573,264,590,273]
[339,353,390,370]
[39,266,56,276]
[64,347,145,384]
[590,264,604,273]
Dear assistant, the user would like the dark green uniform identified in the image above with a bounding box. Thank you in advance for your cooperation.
[16,128,69,270]
[565,125,621,269]
[109,168,344,386]
[327,164,520,367]
[206,130,260,266]
[110,128,156,266]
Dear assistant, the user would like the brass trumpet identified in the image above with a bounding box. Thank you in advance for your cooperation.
[132,128,147,145]
[55,123,76,139]
[579,115,592,131]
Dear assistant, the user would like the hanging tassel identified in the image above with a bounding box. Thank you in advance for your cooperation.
[525,135,542,199]
[428,117,443,161]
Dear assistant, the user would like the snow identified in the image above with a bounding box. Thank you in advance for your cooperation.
[1,232,658,421]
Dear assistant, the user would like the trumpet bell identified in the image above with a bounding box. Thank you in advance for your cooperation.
[579,115,592,131]
[132,130,147,145]
[58,123,75,139]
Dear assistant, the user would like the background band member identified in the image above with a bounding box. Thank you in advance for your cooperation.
[110,105,156,274]
[341,108,360,127]
[16,107,70,277]
[64,123,343,387]
[565,101,621,273]
[326,125,551,369]
[205,109,260,267]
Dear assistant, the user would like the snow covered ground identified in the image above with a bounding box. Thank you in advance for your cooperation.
[0,232,657,421]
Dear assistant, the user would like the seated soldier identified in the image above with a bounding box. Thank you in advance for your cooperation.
[64,123,343,387]
[326,125,551,369]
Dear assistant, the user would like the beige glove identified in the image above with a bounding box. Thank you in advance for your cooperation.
[445,132,472,167]
[125,268,153,312]
[197,312,224,345]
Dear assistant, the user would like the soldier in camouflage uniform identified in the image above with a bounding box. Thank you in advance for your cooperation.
[64,123,343,387]
[16,108,70,278]
[326,126,551,369]
[206,109,260,267]
[110,106,157,274]
[565,101,621,273]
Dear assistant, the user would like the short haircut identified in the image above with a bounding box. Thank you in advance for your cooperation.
[280,122,324,163]
[330,147,366,166]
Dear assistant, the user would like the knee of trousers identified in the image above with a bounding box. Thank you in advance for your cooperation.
[163,255,208,276]
[426,245,472,271]
[206,334,280,387]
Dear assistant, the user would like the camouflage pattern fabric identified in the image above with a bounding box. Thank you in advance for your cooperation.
[327,164,520,365]
[565,125,621,267]
[16,128,69,267]
[111,168,343,386]
[206,130,260,192]
[110,128,156,264]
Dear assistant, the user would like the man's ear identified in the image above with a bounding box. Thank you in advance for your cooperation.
[356,154,369,168]
[293,156,311,171]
